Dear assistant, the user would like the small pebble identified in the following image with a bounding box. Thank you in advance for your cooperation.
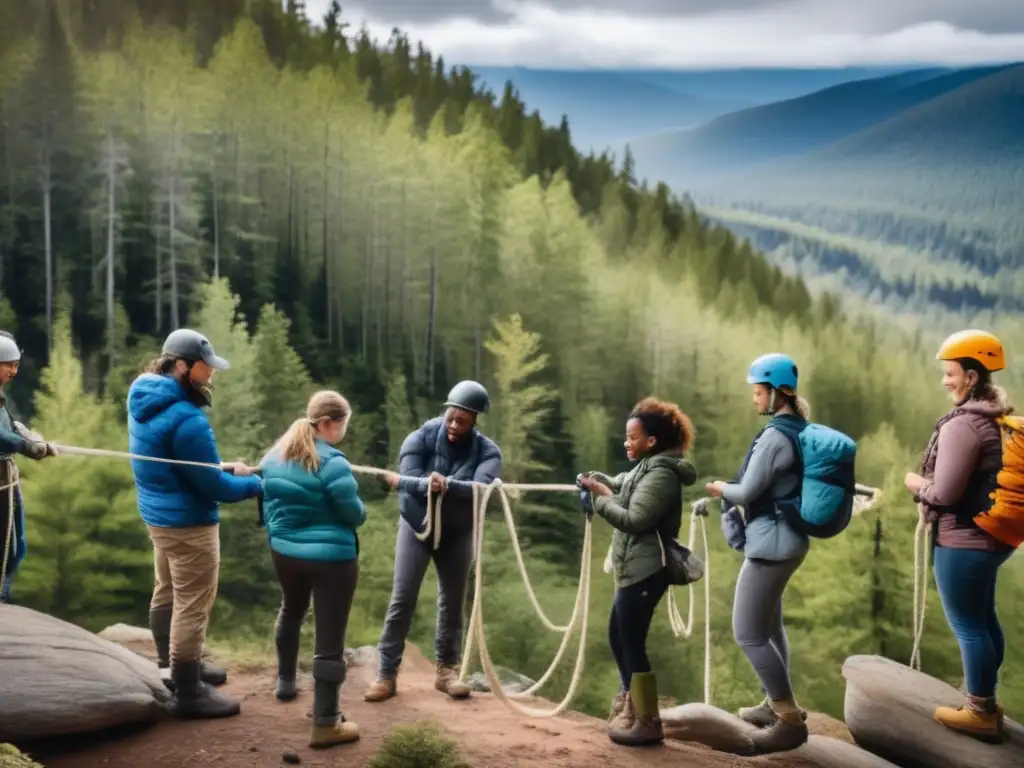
[282,748,301,764]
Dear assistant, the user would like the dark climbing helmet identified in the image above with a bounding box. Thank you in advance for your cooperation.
[161,329,230,370]
[0,332,20,363]
[444,380,490,414]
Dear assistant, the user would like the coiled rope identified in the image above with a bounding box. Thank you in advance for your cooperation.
[909,506,932,671]
[45,442,714,715]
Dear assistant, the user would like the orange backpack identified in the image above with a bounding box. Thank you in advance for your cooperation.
[975,415,1024,548]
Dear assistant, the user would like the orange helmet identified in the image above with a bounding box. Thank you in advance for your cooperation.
[936,330,1005,372]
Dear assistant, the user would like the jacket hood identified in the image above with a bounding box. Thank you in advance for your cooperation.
[647,451,698,486]
[128,374,191,423]
[960,386,1013,418]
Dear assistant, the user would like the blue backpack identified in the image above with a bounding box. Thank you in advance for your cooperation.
[771,415,857,538]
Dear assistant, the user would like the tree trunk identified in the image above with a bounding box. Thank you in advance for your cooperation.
[105,127,116,365]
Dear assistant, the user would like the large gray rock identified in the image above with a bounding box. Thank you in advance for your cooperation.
[660,703,897,766]
[466,666,536,694]
[0,605,169,741]
[843,654,1024,768]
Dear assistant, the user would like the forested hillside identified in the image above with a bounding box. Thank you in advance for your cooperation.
[2,0,1022,725]
[691,64,1024,321]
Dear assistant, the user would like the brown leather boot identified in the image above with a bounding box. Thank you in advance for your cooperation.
[934,696,1003,744]
[434,662,471,699]
[608,690,632,726]
[363,676,397,702]
[608,673,663,747]
[738,695,809,728]
[750,698,809,753]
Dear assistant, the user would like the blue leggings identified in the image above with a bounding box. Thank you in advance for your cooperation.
[932,545,1012,697]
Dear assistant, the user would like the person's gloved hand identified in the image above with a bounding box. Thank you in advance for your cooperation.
[24,441,51,460]
[691,497,710,517]
[576,474,595,518]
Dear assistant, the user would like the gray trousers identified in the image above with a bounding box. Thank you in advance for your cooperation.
[377,518,475,678]
[732,555,805,700]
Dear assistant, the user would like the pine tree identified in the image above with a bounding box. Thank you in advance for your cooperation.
[15,312,151,629]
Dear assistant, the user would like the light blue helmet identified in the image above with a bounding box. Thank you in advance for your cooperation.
[746,353,798,391]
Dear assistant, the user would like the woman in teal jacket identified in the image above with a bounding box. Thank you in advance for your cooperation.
[260,390,365,750]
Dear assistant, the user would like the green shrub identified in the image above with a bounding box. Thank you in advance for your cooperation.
[0,744,43,768]
[367,721,468,768]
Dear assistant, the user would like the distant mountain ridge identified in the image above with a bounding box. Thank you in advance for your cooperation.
[469,65,910,154]
[628,64,1013,184]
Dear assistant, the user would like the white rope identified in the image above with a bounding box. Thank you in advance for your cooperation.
[660,506,713,704]
[457,479,593,717]
[1,459,17,596]
[910,507,931,671]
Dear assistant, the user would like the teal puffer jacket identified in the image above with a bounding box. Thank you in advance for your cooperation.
[261,440,366,561]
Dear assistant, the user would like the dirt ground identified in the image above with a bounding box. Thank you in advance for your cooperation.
[18,640,851,768]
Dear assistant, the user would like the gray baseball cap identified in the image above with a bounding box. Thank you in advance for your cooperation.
[161,329,230,370]
[0,332,20,363]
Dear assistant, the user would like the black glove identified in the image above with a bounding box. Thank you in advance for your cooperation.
[575,475,595,519]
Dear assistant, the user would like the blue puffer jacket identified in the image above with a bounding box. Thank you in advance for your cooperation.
[395,416,503,534]
[261,440,366,562]
[127,374,262,528]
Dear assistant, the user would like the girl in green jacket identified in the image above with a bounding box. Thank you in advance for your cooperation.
[578,397,698,747]
[260,390,366,750]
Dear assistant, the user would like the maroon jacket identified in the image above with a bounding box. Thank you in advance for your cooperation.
[918,391,1014,552]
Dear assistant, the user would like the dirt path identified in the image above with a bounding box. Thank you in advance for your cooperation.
[20,642,845,768]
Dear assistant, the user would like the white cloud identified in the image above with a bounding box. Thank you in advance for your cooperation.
[305,0,1024,68]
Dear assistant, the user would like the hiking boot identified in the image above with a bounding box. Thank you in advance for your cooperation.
[364,675,397,702]
[274,616,301,702]
[608,672,663,747]
[934,697,1003,744]
[166,660,241,720]
[309,660,359,748]
[738,696,809,728]
[609,691,635,730]
[435,662,471,700]
[151,605,227,690]
[750,698,808,753]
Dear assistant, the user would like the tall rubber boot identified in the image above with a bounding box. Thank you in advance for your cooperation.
[608,673,663,747]
[275,615,301,701]
[308,659,359,748]
[151,605,227,690]
[166,659,241,719]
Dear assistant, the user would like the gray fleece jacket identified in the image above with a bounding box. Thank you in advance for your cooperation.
[720,426,809,562]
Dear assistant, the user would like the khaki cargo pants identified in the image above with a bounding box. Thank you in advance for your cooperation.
[148,523,220,665]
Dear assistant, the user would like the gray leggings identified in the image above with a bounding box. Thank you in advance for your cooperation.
[732,555,805,700]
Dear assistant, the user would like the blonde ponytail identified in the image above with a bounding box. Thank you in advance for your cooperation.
[262,390,353,473]
[277,418,322,472]
[795,396,811,420]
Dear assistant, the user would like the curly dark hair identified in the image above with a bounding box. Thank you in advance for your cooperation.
[629,396,696,454]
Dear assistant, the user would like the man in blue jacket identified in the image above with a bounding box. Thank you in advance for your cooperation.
[364,380,502,703]
[0,331,57,603]
[127,328,262,719]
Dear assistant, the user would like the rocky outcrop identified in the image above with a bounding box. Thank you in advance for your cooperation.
[0,605,169,741]
[466,666,536,694]
[843,654,1024,768]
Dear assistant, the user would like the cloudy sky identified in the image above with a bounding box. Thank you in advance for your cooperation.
[302,0,1024,68]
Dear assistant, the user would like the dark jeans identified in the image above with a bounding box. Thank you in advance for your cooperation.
[377,519,474,677]
[933,545,1012,698]
[609,569,669,691]
[272,551,359,666]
